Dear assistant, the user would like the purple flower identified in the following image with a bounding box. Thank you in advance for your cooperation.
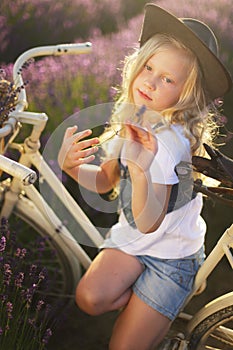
[38,268,47,282]
[217,115,228,126]
[15,247,27,259]
[212,113,228,127]
[21,248,27,258]
[214,97,224,108]
[22,284,37,306]
[36,300,45,312]
[6,301,13,319]
[3,263,12,286]
[29,264,37,277]
[0,294,7,304]
[15,272,24,288]
[0,217,9,230]
[42,328,52,345]
[15,248,21,257]
[45,303,52,316]
[28,318,36,327]
[0,236,6,252]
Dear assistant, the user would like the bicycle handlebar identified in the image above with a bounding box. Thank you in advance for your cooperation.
[0,42,92,140]
[13,42,92,82]
[0,154,37,185]
[13,42,92,110]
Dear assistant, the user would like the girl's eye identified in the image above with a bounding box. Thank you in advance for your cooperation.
[163,76,173,84]
[144,64,152,71]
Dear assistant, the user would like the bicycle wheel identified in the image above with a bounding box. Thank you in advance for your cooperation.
[0,192,81,304]
[188,305,233,350]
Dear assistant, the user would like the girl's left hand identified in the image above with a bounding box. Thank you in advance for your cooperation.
[124,122,158,173]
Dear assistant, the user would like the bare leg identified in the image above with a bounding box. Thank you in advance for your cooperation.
[76,248,144,315]
[109,293,171,350]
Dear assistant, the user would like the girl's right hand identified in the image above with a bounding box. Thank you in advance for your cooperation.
[58,125,99,174]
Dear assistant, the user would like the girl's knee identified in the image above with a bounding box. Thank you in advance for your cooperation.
[75,281,105,316]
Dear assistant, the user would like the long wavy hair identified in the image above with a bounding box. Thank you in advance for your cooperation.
[110,33,219,156]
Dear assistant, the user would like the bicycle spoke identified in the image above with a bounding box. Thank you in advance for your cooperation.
[198,323,233,349]
[208,325,233,348]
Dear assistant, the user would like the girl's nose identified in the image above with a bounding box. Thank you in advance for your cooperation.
[144,79,155,90]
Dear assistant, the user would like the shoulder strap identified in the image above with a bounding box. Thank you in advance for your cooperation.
[117,124,197,227]
[167,161,197,213]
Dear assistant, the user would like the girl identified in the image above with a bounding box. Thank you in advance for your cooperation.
[58,4,232,350]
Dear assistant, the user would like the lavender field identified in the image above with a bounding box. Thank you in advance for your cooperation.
[1,0,233,349]
[1,0,233,132]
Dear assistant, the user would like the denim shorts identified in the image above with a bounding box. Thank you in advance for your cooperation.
[133,247,205,321]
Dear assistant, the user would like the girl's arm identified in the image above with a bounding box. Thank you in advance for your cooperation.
[58,125,120,193]
[130,167,172,233]
[77,158,120,193]
[125,123,171,233]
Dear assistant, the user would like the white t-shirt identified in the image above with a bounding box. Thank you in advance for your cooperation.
[100,124,206,259]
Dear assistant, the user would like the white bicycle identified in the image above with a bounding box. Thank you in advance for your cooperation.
[0,44,232,349]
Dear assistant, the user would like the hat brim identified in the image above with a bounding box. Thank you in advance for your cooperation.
[139,4,232,100]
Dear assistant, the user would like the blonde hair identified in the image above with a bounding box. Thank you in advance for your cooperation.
[111,34,219,156]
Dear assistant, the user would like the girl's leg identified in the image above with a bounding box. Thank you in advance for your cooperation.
[76,248,144,315]
[109,292,171,350]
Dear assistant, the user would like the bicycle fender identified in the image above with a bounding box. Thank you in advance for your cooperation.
[186,291,233,335]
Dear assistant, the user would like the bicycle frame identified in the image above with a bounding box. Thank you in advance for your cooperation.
[0,44,233,349]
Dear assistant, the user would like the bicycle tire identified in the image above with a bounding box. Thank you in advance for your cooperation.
[188,305,233,349]
[0,193,81,304]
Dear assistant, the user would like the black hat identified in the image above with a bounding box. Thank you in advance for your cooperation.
[139,4,232,99]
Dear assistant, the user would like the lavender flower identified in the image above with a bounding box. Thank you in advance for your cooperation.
[22,284,37,306]
[42,328,52,345]
[15,247,27,259]
[3,263,12,286]
[38,268,47,283]
[36,300,45,312]
[216,115,228,126]
[15,247,21,257]
[44,303,52,317]
[0,219,64,348]
[0,236,6,252]
[29,264,37,278]
[214,97,224,108]
[21,248,27,257]
[28,318,36,327]
[6,301,13,319]
[15,272,24,288]
[0,294,7,304]
[0,217,10,237]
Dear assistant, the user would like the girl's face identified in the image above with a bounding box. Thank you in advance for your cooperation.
[132,46,190,112]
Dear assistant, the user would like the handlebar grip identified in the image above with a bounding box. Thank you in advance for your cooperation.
[54,42,92,55]
[0,155,37,185]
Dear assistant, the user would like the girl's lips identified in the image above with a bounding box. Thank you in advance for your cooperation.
[138,89,152,101]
